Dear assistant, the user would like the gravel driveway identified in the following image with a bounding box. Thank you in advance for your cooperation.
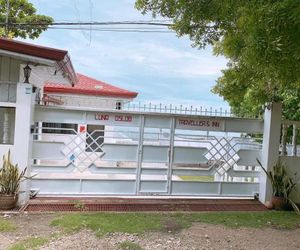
[1,213,300,250]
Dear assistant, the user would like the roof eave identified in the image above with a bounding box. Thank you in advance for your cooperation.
[57,54,78,86]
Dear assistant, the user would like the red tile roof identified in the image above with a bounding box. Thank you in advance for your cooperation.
[44,73,138,99]
[0,38,77,85]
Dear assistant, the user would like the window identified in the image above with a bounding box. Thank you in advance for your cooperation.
[0,107,15,144]
[0,83,17,103]
[42,123,78,134]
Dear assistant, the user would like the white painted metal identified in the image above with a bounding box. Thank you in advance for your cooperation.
[292,124,298,156]
[281,123,288,155]
[124,102,234,117]
[30,105,263,197]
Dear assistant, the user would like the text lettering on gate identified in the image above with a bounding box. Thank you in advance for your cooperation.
[94,113,134,123]
[176,117,225,131]
[115,115,132,122]
[212,121,220,127]
[95,114,109,121]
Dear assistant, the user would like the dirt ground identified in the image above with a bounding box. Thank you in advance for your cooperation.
[1,213,300,250]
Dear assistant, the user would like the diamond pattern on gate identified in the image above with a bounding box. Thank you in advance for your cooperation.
[61,131,104,172]
[205,137,239,177]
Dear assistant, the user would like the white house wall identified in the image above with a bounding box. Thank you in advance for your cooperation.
[44,93,133,110]
[26,64,70,89]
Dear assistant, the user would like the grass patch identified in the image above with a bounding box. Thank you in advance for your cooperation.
[0,217,16,232]
[118,241,143,250]
[182,211,300,229]
[50,211,300,237]
[8,236,49,250]
[179,175,214,182]
[50,213,163,236]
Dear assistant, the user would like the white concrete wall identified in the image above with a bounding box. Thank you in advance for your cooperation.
[21,64,70,88]
[14,84,35,205]
[44,93,131,110]
[0,83,35,205]
[259,103,282,203]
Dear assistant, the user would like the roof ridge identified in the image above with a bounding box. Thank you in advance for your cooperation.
[45,73,138,99]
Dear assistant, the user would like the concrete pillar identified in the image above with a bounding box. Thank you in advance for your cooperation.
[13,83,35,206]
[259,102,282,203]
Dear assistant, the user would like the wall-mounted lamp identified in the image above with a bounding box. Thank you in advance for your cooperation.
[23,64,32,83]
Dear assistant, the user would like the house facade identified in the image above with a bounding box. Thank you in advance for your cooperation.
[0,38,138,204]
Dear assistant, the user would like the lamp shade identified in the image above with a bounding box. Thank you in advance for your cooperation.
[23,64,32,83]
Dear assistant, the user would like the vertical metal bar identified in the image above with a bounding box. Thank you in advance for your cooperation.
[135,115,145,194]
[2,107,10,144]
[281,124,288,156]
[292,124,297,156]
[7,83,10,102]
[79,179,83,193]
[167,117,175,195]
[218,182,222,195]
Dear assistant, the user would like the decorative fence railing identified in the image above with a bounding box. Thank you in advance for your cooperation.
[123,102,233,117]
[37,93,234,118]
[281,120,300,157]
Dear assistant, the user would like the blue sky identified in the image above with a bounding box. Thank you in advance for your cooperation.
[27,0,229,109]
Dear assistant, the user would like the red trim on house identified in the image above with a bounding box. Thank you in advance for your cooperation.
[44,73,138,99]
[0,38,67,60]
[0,38,77,85]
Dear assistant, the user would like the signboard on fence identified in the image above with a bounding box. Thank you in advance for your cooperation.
[176,117,225,131]
[87,112,140,126]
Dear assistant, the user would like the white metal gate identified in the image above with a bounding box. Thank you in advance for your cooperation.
[30,105,263,197]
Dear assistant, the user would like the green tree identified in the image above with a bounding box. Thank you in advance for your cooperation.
[0,0,53,39]
[135,0,300,119]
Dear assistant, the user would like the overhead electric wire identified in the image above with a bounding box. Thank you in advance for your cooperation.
[0,20,175,34]
[46,26,174,33]
[0,21,173,27]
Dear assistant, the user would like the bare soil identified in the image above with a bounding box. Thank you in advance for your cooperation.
[1,213,300,250]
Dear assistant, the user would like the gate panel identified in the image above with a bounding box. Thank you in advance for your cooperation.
[31,106,263,197]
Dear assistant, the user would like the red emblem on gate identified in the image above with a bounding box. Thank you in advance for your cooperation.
[79,125,86,133]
